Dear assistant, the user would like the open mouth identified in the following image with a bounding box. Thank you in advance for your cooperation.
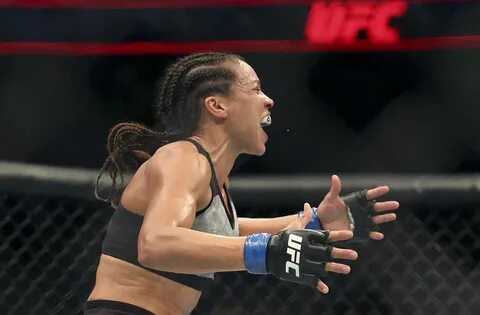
[260,115,271,127]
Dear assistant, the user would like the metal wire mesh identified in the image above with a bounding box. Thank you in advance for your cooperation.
[1,191,479,315]
[0,194,111,315]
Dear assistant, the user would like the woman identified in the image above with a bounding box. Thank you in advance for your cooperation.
[86,52,398,315]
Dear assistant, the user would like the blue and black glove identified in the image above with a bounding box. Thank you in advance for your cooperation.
[244,229,332,288]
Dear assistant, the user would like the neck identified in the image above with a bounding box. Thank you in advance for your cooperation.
[189,130,240,188]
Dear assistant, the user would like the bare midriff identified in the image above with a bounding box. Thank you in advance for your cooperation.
[88,254,202,315]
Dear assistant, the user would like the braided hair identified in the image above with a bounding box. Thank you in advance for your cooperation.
[95,52,243,206]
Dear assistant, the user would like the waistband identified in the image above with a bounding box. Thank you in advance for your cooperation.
[85,300,155,315]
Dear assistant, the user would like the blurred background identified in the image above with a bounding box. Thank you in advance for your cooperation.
[0,0,479,314]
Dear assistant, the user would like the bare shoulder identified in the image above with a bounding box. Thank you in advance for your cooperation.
[145,141,211,187]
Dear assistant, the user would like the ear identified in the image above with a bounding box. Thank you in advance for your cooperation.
[203,96,229,119]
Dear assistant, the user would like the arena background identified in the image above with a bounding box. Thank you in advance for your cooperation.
[0,0,479,314]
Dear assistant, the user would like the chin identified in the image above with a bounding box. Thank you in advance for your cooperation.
[248,143,267,156]
[258,144,267,156]
[241,133,267,156]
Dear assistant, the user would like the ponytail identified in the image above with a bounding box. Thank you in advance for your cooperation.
[95,122,167,207]
[96,52,242,207]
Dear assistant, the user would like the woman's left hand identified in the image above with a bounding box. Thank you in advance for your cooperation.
[316,175,399,240]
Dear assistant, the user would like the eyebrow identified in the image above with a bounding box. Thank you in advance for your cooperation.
[238,78,260,88]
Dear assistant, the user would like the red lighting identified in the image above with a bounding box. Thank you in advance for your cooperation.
[0,0,478,54]
[305,1,408,44]
[0,37,479,55]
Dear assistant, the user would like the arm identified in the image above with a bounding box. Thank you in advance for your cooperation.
[238,215,297,236]
[233,177,314,236]
[138,145,246,274]
[238,209,323,236]
[137,148,356,292]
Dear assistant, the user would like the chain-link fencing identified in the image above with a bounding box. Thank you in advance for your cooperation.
[0,162,479,315]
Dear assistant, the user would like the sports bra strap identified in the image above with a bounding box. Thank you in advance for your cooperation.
[183,138,220,195]
[183,138,235,228]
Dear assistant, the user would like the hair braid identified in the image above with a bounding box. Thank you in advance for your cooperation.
[96,52,243,207]
[155,54,210,126]
[156,54,227,134]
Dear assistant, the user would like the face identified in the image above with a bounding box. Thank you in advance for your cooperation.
[224,60,274,155]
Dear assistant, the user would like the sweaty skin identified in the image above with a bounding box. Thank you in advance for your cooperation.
[88,60,273,314]
[89,161,205,315]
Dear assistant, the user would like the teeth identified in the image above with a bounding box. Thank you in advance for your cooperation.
[261,115,272,127]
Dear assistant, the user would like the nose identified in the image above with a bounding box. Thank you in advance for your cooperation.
[264,93,274,109]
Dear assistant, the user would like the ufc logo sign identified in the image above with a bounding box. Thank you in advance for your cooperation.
[285,234,302,277]
[305,1,408,44]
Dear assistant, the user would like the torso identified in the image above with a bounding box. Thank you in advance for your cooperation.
[88,254,201,315]
[88,141,236,315]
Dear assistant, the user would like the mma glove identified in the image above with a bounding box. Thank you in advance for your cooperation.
[341,189,381,242]
[244,229,332,288]
[298,190,381,242]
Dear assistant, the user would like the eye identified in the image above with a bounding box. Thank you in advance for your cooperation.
[253,87,262,93]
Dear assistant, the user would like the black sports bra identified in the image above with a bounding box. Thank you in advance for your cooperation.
[101,139,239,291]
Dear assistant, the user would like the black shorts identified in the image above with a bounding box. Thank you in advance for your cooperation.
[84,300,155,315]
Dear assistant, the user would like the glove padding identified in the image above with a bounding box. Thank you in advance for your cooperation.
[342,189,380,242]
[267,229,332,288]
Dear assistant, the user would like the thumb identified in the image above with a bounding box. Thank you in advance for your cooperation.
[299,202,314,228]
[329,175,342,197]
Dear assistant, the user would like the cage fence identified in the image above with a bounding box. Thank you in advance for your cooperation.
[0,161,479,315]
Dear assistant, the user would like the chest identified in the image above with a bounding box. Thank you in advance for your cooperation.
[191,195,239,237]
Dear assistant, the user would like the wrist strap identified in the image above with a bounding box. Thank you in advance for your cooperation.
[244,233,271,274]
[298,207,323,230]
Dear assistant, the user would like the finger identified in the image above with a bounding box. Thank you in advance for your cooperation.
[369,231,384,240]
[299,203,313,228]
[325,262,351,274]
[372,213,397,224]
[374,201,400,212]
[317,280,329,294]
[366,186,390,200]
[327,230,353,242]
[329,175,342,196]
[331,247,358,260]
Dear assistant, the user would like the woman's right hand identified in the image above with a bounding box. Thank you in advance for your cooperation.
[278,203,358,293]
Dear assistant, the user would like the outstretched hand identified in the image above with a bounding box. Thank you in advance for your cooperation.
[285,203,357,293]
[316,175,399,240]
